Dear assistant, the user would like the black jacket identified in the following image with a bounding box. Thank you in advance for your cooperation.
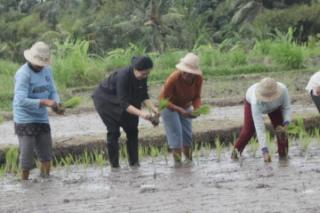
[92,66,149,121]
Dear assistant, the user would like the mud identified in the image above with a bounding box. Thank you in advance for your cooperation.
[1,142,320,213]
[0,104,319,165]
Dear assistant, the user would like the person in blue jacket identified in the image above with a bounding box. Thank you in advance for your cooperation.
[13,41,63,180]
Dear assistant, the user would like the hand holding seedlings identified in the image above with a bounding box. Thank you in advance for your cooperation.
[191,105,211,117]
[52,103,65,115]
[149,113,160,126]
[140,111,152,120]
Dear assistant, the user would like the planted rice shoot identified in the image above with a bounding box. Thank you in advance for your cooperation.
[266,132,276,155]
[150,146,160,163]
[299,132,312,155]
[248,138,259,158]
[161,144,169,165]
[215,138,223,162]
[192,105,211,116]
[312,128,320,146]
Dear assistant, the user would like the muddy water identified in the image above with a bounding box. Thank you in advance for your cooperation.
[0,104,317,145]
[1,143,320,213]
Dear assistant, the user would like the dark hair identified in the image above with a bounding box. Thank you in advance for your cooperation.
[131,56,153,71]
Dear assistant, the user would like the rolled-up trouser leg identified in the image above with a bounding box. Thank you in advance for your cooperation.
[18,135,36,171]
[106,131,120,168]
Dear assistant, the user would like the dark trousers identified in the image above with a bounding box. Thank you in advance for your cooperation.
[99,112,139,167]
[234,100,288,157]
[311,90,320,113]
[93,99,139,167]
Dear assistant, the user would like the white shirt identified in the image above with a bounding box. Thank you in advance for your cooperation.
[306,71,320,96]
[246,82,291,149]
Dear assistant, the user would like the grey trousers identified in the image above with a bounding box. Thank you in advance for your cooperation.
[311,90,320,113]
[18,133,52,170]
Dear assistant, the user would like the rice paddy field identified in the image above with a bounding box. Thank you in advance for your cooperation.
[1,62,320,213]
[1,135,320,213]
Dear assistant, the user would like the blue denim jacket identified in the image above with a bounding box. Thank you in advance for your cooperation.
[13,63,60,123]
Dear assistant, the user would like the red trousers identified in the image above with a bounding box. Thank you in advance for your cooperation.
[234,100,288,157]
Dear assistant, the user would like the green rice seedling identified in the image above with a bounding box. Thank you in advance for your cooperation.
[248,138,259,158]
[215,138,223,162]
[287,117,306,137]
[312,128,320,146]
[194,143,200,165]
[53,156,62,168]
[0,115,4,124]
[203,142,212,160]
[0,166,5,178]
[192,105,211,117]
[299,132,312,155]
[4,147,19,174]
[138,146,145,160]
[63,96,82,108]
[266,132,276,156]
[161,144,169,165]
[120,144,128,162]
[150,146,160,163]
[81,149,91,168]
[93,150,106,174]
[158,98,169,112]
[65,154,75,171]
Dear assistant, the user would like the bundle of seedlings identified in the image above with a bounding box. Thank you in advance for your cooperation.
[64,96,82,108]
[52,96,82,115]
[149,99,170,126]
[192,104,211,117]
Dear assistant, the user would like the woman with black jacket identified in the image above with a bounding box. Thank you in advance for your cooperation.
[92,56,158,169]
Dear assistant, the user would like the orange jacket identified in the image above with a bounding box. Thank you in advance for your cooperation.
[159,70,203,110]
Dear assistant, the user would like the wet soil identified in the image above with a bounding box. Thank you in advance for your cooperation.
[1,143,320,213]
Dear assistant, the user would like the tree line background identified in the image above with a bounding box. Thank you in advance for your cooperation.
[1,0,320,63]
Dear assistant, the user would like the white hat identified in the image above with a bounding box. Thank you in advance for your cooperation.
[176,53,202,76]
[255,77,283,102]
[24,41,51,66]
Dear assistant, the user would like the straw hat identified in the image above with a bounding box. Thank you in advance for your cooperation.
[176,53,202,75]
[255,77,283,102]
[24,41,51,66]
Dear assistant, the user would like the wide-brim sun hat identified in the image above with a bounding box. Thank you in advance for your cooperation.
[255,77,283,102]
[176,52,202,76]
[24,41,51,67]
